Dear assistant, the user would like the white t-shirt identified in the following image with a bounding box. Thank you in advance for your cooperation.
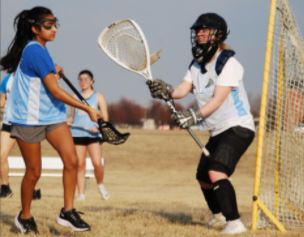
[184,51,255,136]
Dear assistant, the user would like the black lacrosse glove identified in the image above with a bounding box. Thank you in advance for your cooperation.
[146,79,173,101]
[171,109,203,129]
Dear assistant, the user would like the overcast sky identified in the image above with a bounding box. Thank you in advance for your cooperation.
[1,0,303,106]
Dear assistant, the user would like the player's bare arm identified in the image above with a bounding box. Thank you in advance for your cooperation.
[171,80,193,99]
[98,93,109,122]
[43,73,99,122]
[0,94,6,108]
[198,85,231,117]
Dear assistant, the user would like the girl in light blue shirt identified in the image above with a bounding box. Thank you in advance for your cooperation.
[69,70,109,201]
[0,6,98,233]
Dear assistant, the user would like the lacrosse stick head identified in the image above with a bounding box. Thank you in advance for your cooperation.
[98,119,130,145]
[98,19,152,79]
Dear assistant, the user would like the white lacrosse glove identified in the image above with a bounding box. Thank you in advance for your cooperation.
[146,79,173,101]
[171,109,203,129]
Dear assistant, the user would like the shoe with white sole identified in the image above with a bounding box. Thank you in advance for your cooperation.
[221,219,247,234]
[57,208,90,231]
[98,184,110,200]
[207,213,226,228]
[15,211,39,234]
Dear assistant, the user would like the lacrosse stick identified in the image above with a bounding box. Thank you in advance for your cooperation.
[97,19,209,156]
[59,72,130,145]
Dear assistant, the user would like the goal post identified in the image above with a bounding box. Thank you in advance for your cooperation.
[252,0,304,231]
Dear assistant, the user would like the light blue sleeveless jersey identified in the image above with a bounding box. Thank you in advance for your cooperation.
[0,73,14,124]
[6,41,66,125]
[71,92,101,138]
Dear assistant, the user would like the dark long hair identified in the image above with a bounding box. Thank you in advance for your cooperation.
[79,69,95,90]
[0,6,53,73]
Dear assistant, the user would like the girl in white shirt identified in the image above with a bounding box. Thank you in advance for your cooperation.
[147,13,255,235]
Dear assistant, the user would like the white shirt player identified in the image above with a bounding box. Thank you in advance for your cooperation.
[183,51,255,136]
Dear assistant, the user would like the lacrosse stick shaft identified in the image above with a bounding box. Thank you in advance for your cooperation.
[165,100,210,156]
[186,127,210,156]
[59,71,130,145]
[59,72,89,106]
[59,71,105,130]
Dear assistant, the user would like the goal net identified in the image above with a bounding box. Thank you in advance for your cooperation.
[252,0,304,231]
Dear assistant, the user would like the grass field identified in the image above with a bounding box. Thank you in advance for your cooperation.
[0,129,302,236]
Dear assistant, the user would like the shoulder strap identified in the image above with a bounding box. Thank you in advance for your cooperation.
[215,49,235,75]
[188,59,196,69]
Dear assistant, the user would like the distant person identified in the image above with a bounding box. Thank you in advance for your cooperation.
[286,79,304,132]
[0,73,41,200]
[147,13,255,234]
[0,6,99,233]
[68,70,109,201]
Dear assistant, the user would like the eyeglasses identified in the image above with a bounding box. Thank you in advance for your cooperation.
[38,17,60,30]
[78,78,92,83]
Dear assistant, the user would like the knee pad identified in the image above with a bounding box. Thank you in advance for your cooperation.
[209,143,240,176]
[196,153,211,183]
[208,159,230,175]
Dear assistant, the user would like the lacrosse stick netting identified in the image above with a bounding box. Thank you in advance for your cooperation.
[98,19,151,77]
[98,19,209,156]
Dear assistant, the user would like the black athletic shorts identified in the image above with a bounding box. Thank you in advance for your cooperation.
[73,137,102,145]
[196,126,255,181]
[1,123,12,132]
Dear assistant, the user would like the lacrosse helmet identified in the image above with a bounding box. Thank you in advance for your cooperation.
[190,13,229,68]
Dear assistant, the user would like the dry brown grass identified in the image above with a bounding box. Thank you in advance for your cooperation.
[0,129,302,236]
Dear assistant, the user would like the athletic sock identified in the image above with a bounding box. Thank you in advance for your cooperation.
[213,179,240,221]
[201,187,221,214]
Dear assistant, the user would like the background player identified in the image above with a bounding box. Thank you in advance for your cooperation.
[68,69,109,201]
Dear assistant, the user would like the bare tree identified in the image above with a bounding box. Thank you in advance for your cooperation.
[146,100,185,127]
[108,98,146,126]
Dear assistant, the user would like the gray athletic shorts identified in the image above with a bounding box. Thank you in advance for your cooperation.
[11,122,65,143]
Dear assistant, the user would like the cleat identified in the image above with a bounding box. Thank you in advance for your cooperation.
[76,193,86,201]
[15,211,39,234]
[57,208,90,231]
[0,184,13,198]
[32,189,41,200]
[207,213,226,228]
[221,219,247,234]
[98,184,110,200]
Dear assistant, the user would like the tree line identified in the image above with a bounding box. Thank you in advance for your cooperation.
[0,95,261,127]
[108,94,261,127]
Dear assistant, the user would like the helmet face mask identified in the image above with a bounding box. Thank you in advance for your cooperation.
[190,13,229,66]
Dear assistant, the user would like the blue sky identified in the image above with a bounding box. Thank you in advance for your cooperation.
[1,0,303,106]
